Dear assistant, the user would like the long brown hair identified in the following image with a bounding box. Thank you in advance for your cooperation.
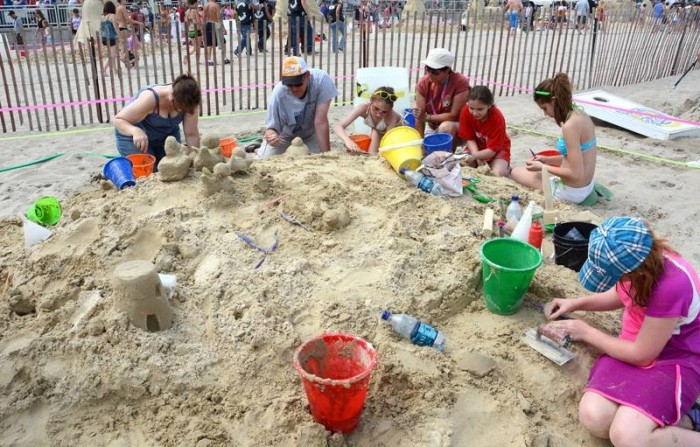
[534,72,573,126]
[622,225,675,307]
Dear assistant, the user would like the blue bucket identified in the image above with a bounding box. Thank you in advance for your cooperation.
[103,157,136,190]
[403,108,416,128]
[423,133,453,155]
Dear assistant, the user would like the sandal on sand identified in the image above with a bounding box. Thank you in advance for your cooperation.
[688,403,700,432]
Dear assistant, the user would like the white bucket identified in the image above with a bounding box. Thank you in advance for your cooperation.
[353,67,411,135]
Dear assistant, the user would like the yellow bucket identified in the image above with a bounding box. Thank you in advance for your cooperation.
[380,126,422,176]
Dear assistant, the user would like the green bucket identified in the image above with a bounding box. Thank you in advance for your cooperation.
[480,238,543,315]
[27,196,62,227]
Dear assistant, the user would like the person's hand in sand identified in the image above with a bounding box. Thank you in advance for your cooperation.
[540,319,590,343]
[132,127,149,152]
[543,297,578,320]
[264,128,282,147]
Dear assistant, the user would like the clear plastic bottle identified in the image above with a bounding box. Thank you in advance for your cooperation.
[505,195,522,224]
[399,169,445,196]
[381,310,446,352]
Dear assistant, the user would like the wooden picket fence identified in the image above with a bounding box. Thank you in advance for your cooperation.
[0,5,698,133]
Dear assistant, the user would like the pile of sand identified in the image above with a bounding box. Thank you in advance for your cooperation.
[2,71,699,446]
[0,149,615,446]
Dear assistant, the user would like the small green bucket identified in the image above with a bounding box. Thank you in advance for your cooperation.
[27,196,62,227]
[480,238,543,315]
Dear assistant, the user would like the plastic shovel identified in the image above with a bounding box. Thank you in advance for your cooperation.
[462,178,493,203]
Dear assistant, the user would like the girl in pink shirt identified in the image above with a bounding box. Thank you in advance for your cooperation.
[541,217,700,446]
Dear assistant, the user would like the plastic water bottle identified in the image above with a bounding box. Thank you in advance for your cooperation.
[381,310,446,351]
[399,168,445,196]
[505,195,522,223]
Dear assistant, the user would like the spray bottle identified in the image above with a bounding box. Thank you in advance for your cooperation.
[511,202,534,243]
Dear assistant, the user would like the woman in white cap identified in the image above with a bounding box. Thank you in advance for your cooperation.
[541,216,700,446]
[413,47,470,144]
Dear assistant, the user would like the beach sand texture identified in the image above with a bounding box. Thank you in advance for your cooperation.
[0,71,699,446]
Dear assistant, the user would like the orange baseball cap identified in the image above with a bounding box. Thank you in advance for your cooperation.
[281,56,308,86]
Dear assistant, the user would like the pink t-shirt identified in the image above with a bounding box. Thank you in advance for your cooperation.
[616,253,700,371]
[416,72,470,130]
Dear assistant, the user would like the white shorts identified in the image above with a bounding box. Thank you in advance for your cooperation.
[257,133,321,158]
[550,176,595,204]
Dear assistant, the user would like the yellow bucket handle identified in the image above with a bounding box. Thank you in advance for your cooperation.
[378,139,424,153]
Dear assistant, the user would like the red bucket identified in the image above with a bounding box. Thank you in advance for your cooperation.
[536,149,562,166]
[293,333,377,433]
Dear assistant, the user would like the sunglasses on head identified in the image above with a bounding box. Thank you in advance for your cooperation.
[372,90,397,102]
[425,66,446,75]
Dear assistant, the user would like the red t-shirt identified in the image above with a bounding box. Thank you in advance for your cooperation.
[416,72,470,130]
[458,105,511,162]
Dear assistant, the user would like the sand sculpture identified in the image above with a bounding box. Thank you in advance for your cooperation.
[200,133,226,150]
[403,0,425,15]
[201,163,236,197]
[194,147,225,172]
[73,0,103,44]
[273,0,324,25]
[112,261,174,332]
[322,206,351,231]
[231,147,247,159]
[159,136,194,182]
[228,148,254,174]
[194,132,226,172]
[286,137,310,158]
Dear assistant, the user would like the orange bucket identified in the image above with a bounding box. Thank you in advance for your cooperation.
[220,137,237,157]
[127,154,156,178]
[349,134,371,152]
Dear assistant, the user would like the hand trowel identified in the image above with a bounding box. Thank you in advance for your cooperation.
[522,303,575,366]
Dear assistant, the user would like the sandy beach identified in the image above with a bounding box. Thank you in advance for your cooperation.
[0,69,699,446]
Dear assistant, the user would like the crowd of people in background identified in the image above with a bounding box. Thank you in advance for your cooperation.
[4,0,700,57]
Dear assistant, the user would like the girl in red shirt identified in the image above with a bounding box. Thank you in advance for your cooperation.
[457,86,511,177]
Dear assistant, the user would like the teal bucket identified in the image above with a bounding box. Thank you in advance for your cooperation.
[480,238,543,315]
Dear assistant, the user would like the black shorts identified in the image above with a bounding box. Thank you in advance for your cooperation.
[577,15,587,24]
[102,37,117,46]
[16,34,24,45]
[205,21,215,47]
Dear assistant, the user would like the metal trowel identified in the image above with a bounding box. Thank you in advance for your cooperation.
[522,328,575,366]
[522,303,575,366]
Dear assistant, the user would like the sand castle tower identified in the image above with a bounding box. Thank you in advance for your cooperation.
[113,261,174,332]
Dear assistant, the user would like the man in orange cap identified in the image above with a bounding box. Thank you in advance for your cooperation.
[259,56,338,158]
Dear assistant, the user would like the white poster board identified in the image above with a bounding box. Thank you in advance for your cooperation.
[573,90,700,140]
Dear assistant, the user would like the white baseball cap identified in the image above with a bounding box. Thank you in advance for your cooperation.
[423,48,455,70]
